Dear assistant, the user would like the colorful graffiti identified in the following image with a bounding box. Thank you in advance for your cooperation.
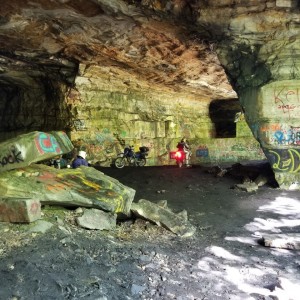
[35,132,62,155]
[266,148,300,173]
[196,145,209,157]
[257,123,300,146]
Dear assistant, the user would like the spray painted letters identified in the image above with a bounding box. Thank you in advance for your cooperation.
[0,146,24,167]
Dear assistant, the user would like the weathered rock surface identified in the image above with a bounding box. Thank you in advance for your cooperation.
[76,208,117,230]
[0,164,135,216]
[131,199,196,237]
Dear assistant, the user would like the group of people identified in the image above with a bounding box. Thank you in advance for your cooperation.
[51,137,191,169]
[51,150,89,169]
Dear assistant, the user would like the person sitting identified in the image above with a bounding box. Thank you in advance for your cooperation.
[71,150,89,169]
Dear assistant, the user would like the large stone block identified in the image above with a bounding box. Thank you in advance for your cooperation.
[0,164,135,216]
[0,198,41,223]
[0,131,74,173]
[276,0,298,8]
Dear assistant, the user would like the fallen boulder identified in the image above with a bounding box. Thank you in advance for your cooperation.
[0,164,135,216]
[0,131,74,173]
[131,199,196,237]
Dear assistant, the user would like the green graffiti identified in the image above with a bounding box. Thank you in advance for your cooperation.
[268,149,300,173]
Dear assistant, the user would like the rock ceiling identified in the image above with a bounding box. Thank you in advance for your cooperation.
[0,0,239,101]
[1,0,299,102]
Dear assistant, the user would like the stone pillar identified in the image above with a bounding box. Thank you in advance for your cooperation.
[242,80,300,189]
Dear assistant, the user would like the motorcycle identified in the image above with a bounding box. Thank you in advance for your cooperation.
[114,145,149,168]
[174,150,186,168]
[170,149,191,168]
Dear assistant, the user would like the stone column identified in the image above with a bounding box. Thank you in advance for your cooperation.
[241,80,300,189]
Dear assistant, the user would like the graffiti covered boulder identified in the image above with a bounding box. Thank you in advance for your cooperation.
[0,164,135,216]
[0,131,74,173]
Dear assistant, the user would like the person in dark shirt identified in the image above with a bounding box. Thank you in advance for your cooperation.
[72,150,89,169]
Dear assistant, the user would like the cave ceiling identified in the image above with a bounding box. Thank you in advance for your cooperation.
[0,0,299,119]
[0,0,239,101]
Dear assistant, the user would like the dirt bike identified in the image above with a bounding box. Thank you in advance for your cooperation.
[114,146,149,168]
[170,149,191,168]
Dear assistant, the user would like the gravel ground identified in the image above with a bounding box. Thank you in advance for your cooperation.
[0,162,300,300]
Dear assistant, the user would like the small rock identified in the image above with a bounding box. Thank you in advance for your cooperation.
[131,284,146,295]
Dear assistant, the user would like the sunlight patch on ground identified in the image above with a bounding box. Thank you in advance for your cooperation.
[192,195,300,300]
[243,196,300,233]
[225,236,258,245]
[244,217,300,232]
[195,248,300,300]
[206,246,247,262]
[258,197,300,216]
[195,250,282,300]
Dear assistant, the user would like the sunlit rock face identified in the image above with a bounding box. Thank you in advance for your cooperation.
[1,0,299,187]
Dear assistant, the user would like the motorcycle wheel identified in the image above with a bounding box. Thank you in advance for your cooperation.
[115,157,125,168]
[177,161,183,168]
[136,158,146,167]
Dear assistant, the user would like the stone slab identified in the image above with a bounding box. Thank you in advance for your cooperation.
[0,131,74,173]
[260,233,300,250]
[76,208,117,230]
[0,198,41,223]
[131,199,196,237]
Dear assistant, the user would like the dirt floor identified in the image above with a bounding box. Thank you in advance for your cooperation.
[0,161,300,300]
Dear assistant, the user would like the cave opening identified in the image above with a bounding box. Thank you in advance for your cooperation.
[0,56,78,141]
[209,99,242,138]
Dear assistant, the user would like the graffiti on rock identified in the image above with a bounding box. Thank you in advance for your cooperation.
[273,87,300,119]
[258,123,300,146]
[273,127,300,145]
[74,119,87,131]
[0,146,24,167]
[196,145,209,157]
[35,132,62,155]
[266,148,300,173]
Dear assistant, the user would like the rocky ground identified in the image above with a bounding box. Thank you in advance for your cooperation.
[0,161,300,300]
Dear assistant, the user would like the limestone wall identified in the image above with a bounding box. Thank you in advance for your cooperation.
[68,65,264,166]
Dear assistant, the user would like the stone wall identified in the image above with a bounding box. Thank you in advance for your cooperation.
[68,65,264,166]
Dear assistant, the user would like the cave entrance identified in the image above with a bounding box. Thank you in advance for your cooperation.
[209,99,242,138]
[0,54,79,142]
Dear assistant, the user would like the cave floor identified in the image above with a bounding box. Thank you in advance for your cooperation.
[0,162,300,300]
